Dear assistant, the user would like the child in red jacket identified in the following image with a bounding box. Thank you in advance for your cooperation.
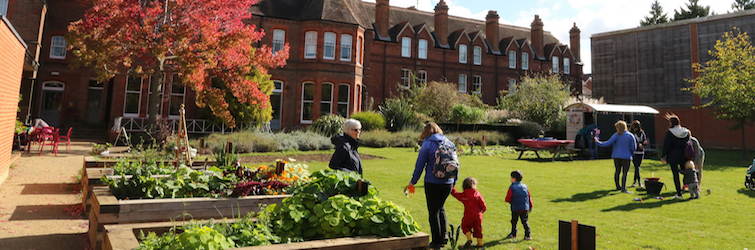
[451,177,487,248]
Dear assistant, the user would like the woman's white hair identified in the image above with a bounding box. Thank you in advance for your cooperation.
[343,119,362,133]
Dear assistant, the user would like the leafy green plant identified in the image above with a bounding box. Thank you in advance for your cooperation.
[445,224,462,250]
[379,98,420,132]
[351,111,385,131]
[91,142,112,155]
[359,129,420,148]
[310,114,346,138]
[450,104,485,124]
[170,226,236,250]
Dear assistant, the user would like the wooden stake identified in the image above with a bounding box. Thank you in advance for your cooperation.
[571,219,578,250]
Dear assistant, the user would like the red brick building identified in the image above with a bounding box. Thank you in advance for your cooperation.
[10,0,582,138]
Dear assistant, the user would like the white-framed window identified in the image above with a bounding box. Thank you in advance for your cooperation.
[417,70,427,84]
[0,0,8,16]
[337,84,350,117]
[321,83,333,116]
[301,82,315,123]
[522,52,529,70]
[356,37,363,64]
[124,76,142,116]
[273,29,285,53]
[508,78,516,94]
[473,46,482,65]
[459,44,467,63]
[552,56,560,73]
[418,39,428,59]
[401,37,411,58]
[340,34,352,61]
[401,69,411,87]
[472,75,481,94]
[169,74,185,117]
[271,81,283,124]
[458,74,467,93]
[564,58,570,74]
[508,51,516,69]
[50,36,67,59]
[324,32,336,60]
[304,31,317,59]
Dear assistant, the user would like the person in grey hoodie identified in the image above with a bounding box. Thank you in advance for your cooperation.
[689,131,705,185]
[661,114,689,199]
[329,119,363,175]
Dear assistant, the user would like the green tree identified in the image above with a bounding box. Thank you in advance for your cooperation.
[641,0,669,26]
[687,28,755,157]
[496,74,569,130]
[673,0,711,21]
[732,0,755,11]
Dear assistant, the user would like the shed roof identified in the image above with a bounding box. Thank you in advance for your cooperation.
[565,103,659,114]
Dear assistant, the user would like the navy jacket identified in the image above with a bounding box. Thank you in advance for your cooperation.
[411,133,455,185]
[329,134,362,175]
[506,181,532,212]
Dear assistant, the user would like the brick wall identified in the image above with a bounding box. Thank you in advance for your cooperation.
[654,107,755,150]
[0,18,26,185]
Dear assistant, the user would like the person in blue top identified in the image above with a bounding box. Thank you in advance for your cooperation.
[595,120,637,193]
[407,122,456,250]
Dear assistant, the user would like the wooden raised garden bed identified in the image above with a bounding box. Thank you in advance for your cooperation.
[89,187,289,250]
[102,221,430,250]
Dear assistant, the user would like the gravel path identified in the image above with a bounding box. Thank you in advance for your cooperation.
[0,141,93,250]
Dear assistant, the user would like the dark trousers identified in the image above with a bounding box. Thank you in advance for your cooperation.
[614,159,631,191]
[510,211,531,237]
[425,182,452,245]
[670,162,683,196]
[632,153,644,184]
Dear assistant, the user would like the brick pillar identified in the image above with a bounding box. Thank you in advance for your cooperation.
[569,22,580,62]
[486,10,500,53]
[531,15,544,58]
[375,0,390,39]
[434,0,449,46]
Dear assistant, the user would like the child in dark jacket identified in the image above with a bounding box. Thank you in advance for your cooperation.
[505,170,533,241]
[451,177,487,249]
[682,161,700,199]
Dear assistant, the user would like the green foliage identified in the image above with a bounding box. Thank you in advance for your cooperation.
[547,112,567,134]
[446,131,510,146]
[449,104,485,124]
[673,0,711,21]
[206,69,274,128]
[111,160,174,175]
[379,98,420,132]
[310,114,346,138]
[484,109,511,124]
[733,0,755,11]
[413,81,484,123]
[640,0,669,26]
[359,129,420,148]
[202,131,333,153]
[445,224,462,250]
[513,120,545,138]
[169,226,236,250]
[350,111,386,131]
[496,74,569,130]
[91,142,112,155]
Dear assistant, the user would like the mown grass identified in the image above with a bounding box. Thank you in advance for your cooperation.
[247,148,754,249]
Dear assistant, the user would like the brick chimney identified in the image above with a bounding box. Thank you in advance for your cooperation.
[376,0,390,39]
[434,0,449,46]
[485,10,500,53]
[530,15,544,58]
[569,22,581,62]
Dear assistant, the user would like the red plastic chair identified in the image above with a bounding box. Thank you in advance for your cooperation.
[59,127,72,153]
[39,128,60,156]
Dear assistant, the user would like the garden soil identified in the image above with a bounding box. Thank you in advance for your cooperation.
[0,141,98,250]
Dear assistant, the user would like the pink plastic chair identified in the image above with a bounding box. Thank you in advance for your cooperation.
[39,128,60,156]
[59,127,72,153]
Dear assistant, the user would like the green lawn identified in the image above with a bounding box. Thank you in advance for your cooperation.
[247,148,754,249]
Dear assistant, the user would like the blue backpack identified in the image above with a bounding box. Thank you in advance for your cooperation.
[433,139,459,179]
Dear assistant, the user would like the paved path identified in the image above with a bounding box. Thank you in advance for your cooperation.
[0,141,93,250]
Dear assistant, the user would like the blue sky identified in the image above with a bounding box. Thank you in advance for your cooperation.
[366,0,734,74]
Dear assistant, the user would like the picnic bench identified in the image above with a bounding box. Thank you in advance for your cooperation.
[516,139,576,161]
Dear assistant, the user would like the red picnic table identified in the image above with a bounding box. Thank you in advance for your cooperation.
[516,139,576,161]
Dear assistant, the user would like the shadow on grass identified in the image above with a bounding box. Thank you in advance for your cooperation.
[736,188,755,198]
[551,190,615,203]
[601,198,688,212]
[482,237,518,248]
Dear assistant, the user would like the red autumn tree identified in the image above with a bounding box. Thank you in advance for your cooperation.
[67,0,289,128]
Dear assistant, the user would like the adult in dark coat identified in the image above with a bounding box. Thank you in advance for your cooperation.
[661,114,689,199]
[329,119,363,175]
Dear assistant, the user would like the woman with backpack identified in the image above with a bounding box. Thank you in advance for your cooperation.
[407,122,457,250]
[661,114,690,199]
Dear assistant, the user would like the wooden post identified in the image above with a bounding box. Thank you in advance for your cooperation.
[571,219,578,250]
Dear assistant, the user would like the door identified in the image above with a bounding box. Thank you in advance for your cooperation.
[86,80,104,124]
[39,82,64,127]
[270,81,283,130]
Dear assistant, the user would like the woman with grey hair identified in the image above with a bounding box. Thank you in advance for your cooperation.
[329,119,363,175]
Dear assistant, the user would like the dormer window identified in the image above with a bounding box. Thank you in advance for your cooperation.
[473,46,481,65]
[459,44,467,64]
[418,39,428,59]
[522,52,529,70]
[552,56,560,73]
[401,37,411,58]
[564,58,570,74]
[508,51,516,69]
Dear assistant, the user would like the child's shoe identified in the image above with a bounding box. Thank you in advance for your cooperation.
[462,240,472,249]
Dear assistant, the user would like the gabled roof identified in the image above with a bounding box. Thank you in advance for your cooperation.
[544,43,559,58]
[251,0,373,28]
[413,24,436,44]
[389,21,414,41]
[500,36,517,52]
[448,29,469,48]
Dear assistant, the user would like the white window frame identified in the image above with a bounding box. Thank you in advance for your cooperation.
[473,46,482,65]
[271,80,284,122]
[323,32,336,60]
[508,51,516,69]
[522,52,529,70]
[417,70,427,84]
[321,83,333,116]
[356,37,363,64]
[337,84,350,117]
[418,39,428,59]
[458,74,467,93]
[508,78,516,94]
[553,56,560,73]
[400,69,411,88]
[124,76,143,117]
[0,0,8,16]
[301,82,315,123]
[50,36,67,59]
[459,44,467,64]
[273,29,285,54]
[304,31,317,59]
[472,75,481,94]
[564,58,571,74]
[401,37,411,58]
[340,34,352,62]
[168,74,185,119]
